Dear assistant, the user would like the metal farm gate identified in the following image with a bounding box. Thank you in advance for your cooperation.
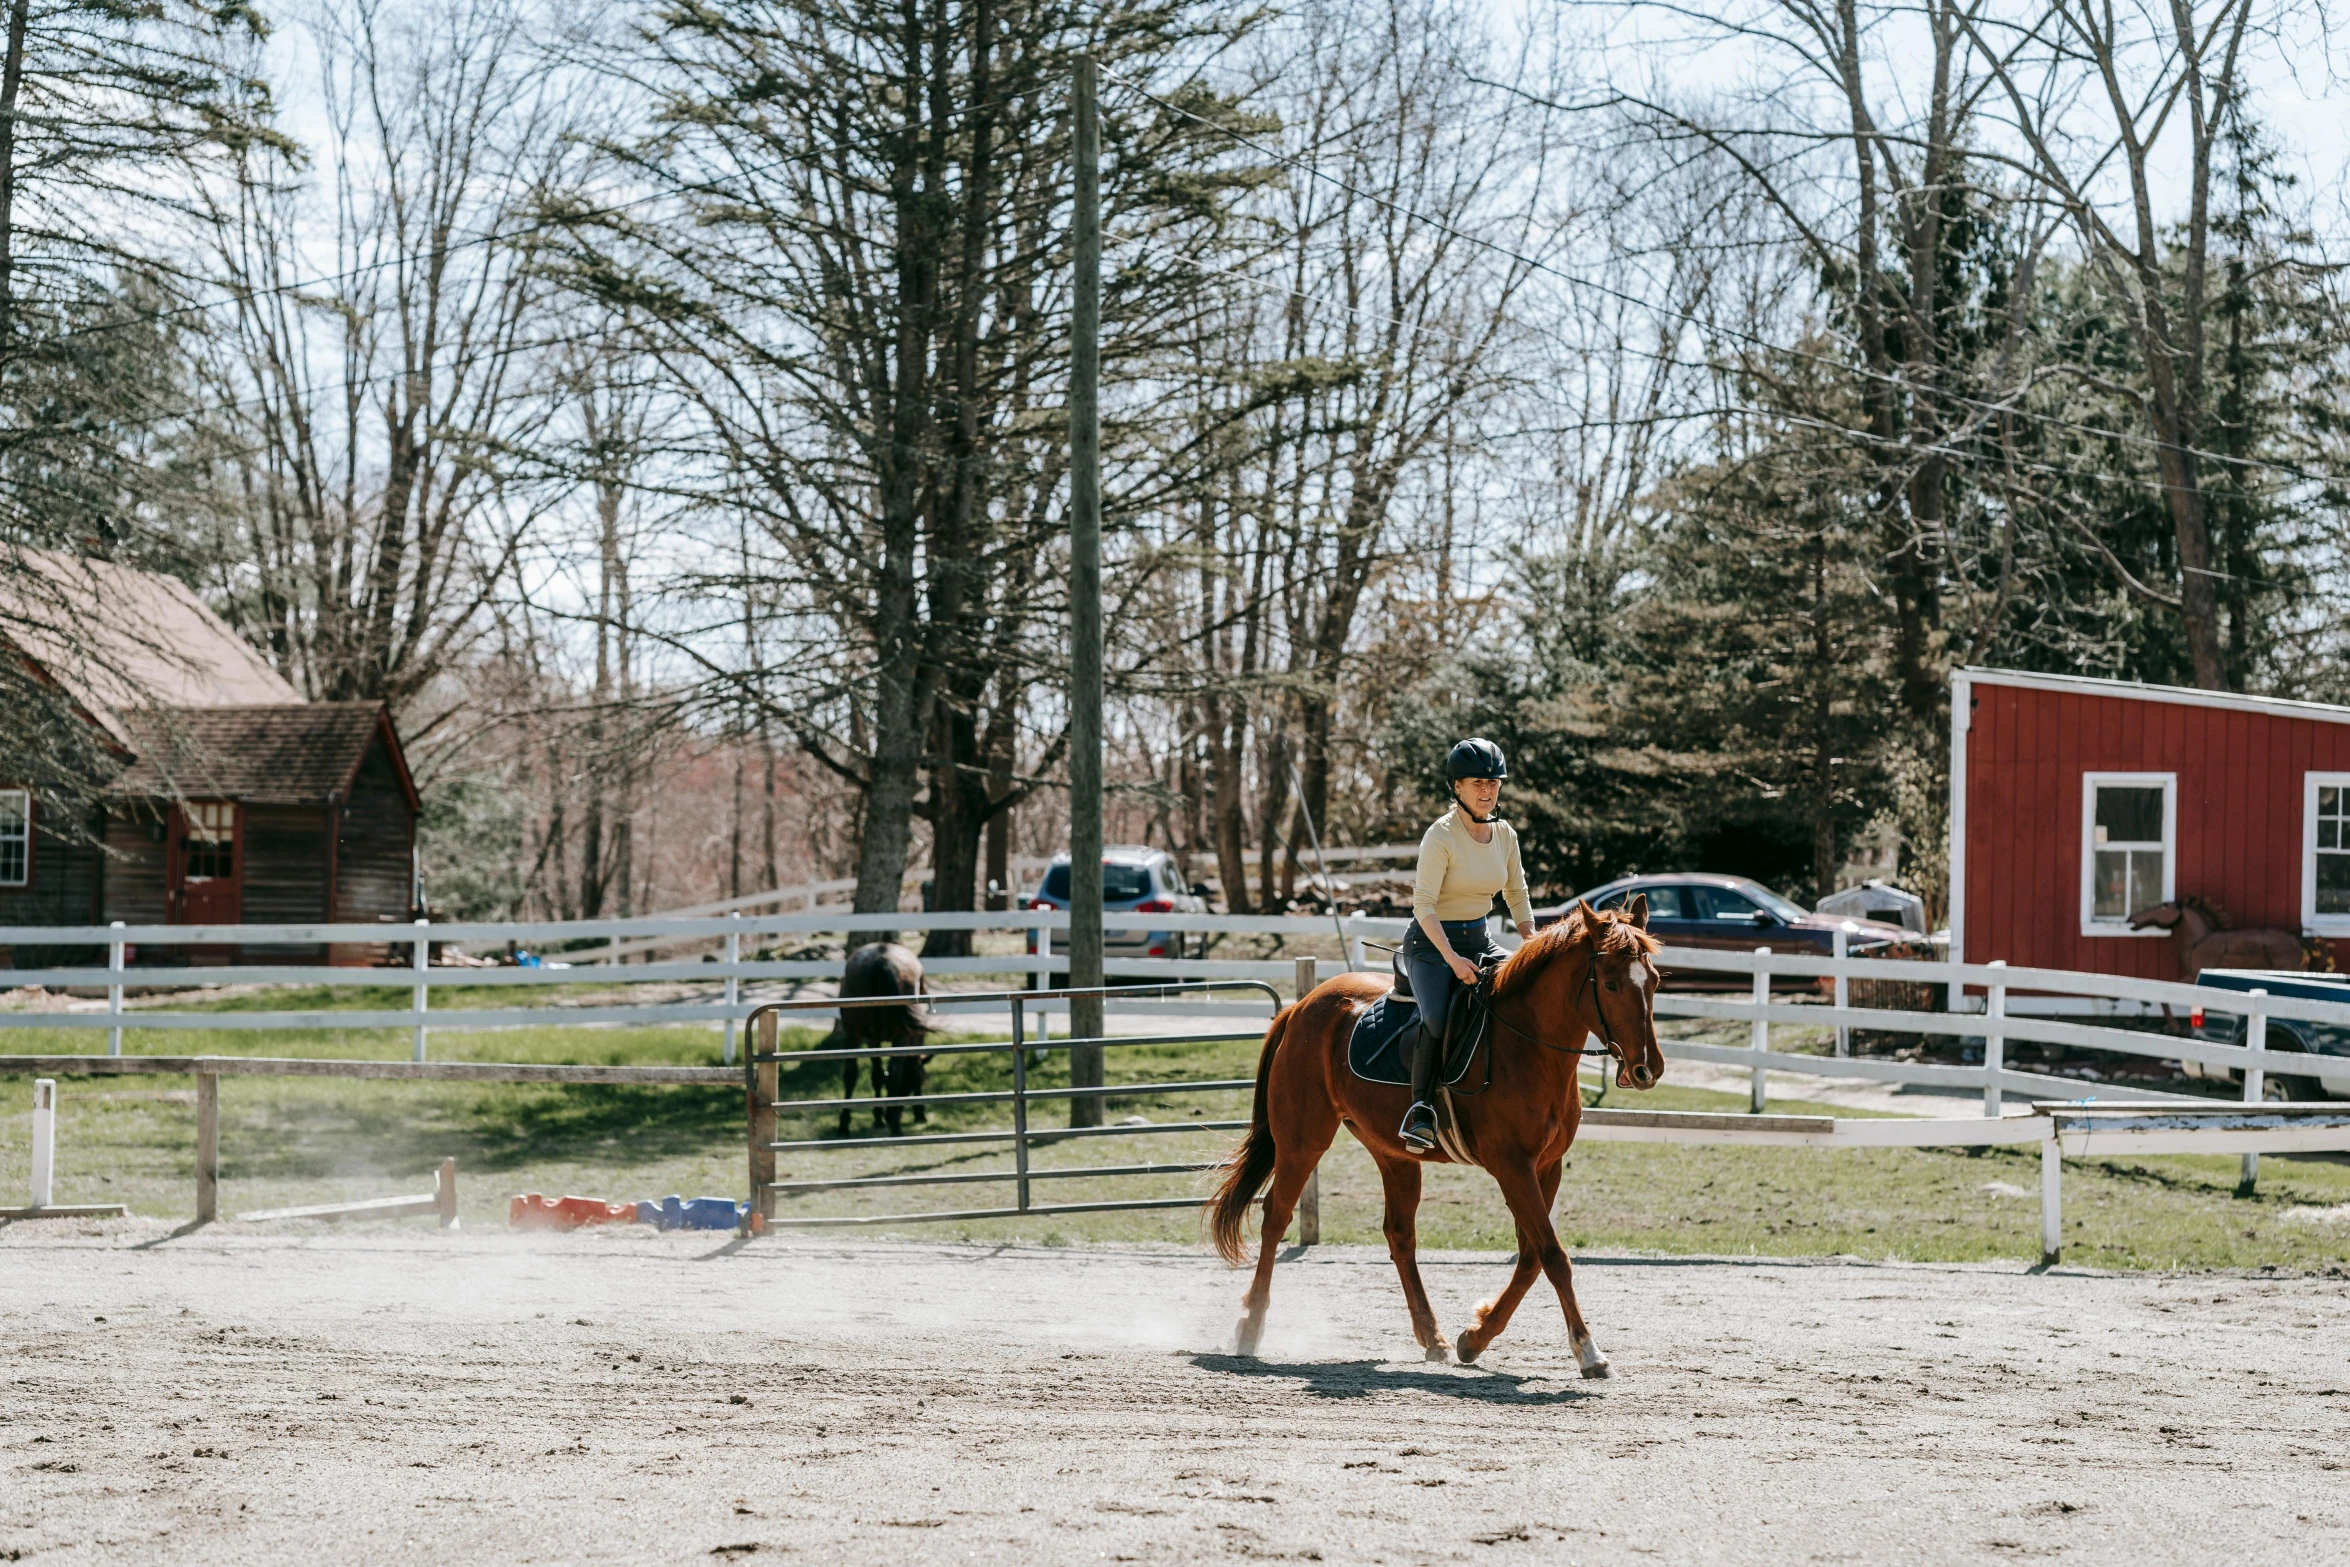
[741,980,1307,1232]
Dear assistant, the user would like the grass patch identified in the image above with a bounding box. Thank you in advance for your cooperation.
[3,1020,2347,1271]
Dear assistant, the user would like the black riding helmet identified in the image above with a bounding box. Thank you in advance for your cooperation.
[1445,738,1509,781]
[1445,738,1509,824]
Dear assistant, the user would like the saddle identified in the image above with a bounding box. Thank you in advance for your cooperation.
[1346,954,1497,1090]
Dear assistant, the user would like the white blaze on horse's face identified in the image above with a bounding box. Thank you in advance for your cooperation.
[1610,950,1662,1089]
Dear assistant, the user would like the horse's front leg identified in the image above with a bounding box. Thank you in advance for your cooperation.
[1456,1158,1562,1365]
[838,1053,857,1137]
[1487,1158,1608,1378]
[1372,1152,1446,1362]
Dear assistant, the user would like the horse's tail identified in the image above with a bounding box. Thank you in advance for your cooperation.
[1208,1003,1290,1265]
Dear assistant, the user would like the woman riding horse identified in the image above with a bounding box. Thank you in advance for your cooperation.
[1399,738,1536,1154]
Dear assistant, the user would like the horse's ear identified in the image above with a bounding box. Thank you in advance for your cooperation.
[1625,891,1649,931]
[1575,897,1602,932]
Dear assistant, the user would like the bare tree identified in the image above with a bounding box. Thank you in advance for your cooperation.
[1959,0,2267,690]
[196,0,574,704]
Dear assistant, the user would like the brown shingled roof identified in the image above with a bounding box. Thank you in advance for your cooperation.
[111,703,407,805]
[0,551,300,747]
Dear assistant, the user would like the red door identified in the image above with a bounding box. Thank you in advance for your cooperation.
[170,802,243,930]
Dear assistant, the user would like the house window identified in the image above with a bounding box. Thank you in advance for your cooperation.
[2081,773,2174,934]
[2307,774,2350,933]
[182,802,236,881]
[0,790,27,886]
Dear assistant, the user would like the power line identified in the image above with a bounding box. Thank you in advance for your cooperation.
[5,82,1061,358]
[1185,198,2326,514]
[1101,61,2350,497]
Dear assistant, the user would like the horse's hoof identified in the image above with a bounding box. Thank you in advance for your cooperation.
[1423,1339,1449,1364]
[1579,1357,1612,1380]
[1454,1331,1481,1365]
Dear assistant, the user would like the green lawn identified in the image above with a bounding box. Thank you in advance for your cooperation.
[2,1005,2347,1271]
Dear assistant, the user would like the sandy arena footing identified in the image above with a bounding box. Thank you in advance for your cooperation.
[3,1223,2345,1564]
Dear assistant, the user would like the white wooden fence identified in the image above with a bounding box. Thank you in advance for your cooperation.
[9,911,2350,1250]
[4,911,2344,1112]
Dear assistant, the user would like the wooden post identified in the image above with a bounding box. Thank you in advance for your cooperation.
[410,918,431,1063]
[1983,960,2008,1119]
[722,912,742,1066]
[1749,949,1771,1113]
[1832,925,1849,1058]
[2240,988,2268,1192]
[2039,1133,2062,1266]
[29,1079,54,1208]
[1292,957,1320,1242]
[1065,54,1105,1125]
[106,923,125,1058]
[1011,996,1032,1211]
[195,1070,219,1223]
[748,1008,778,1223]
[434,1157,458,1229]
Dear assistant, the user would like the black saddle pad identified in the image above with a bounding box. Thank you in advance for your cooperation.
[1347,988,1485,1089]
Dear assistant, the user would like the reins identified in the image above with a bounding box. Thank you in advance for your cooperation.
[1372,929,1634,1088]
[1477,946,1622,1062]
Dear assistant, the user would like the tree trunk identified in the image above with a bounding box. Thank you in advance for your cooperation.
[0,0,30,340]
[851,8,943,943]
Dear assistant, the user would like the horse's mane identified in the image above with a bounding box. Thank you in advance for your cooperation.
[2178,893,2233,927]
[1493,906,1660,998]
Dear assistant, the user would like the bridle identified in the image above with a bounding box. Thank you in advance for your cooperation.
[1477,938,1642,1070]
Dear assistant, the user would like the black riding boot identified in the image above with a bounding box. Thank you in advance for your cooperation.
[1398,1020,1441,1153]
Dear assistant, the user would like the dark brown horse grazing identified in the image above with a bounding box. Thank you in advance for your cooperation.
[1207,898,1666,1374]
[822,941,934,1135]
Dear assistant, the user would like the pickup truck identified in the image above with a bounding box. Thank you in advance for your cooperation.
[2185,968,2350,1100]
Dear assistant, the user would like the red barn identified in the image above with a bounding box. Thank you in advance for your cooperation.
[1950,667,2350,991]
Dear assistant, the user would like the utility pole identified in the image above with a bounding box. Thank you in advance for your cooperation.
[1067,54,1104,1127]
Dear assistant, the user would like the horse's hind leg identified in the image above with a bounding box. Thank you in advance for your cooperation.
[1456,1158,1563,1365]
[1372,1153,1447,1363]
[1235,1109,1340,1359]
[838,1053,857,1136]
[1489,1158,1609,1378]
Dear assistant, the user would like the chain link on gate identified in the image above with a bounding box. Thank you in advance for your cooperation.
[742,980,1281,1230]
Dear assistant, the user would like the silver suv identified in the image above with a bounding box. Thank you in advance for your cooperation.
[1026,846,1210,965]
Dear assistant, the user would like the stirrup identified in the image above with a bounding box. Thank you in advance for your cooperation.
[1399,1101,1438,1153]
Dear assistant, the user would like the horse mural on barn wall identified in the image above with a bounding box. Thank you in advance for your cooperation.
[2127,896,2309,981]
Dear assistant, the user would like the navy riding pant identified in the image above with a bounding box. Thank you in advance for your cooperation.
[1402,918,1497,1040]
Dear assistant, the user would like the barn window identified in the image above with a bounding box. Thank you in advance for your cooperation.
[2307,774,2350,933]
[2080,773,2173,934]
[0,789,27,886]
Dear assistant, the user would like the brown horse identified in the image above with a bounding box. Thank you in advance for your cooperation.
[1206,899,1666,1374]
[2127,896,2305,980]
[821,941,934,1134]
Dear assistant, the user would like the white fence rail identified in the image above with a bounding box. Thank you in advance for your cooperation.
[2,914,2341,1128]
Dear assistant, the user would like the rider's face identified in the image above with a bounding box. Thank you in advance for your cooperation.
[1455,777,1501,817]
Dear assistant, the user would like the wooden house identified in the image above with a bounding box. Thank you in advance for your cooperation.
[0,556,419,964]
[1949,667,2350,994]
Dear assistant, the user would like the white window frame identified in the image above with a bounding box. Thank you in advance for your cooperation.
[2080,772,2175,937]
[0,788,28,887]
[2304,772,2350,936]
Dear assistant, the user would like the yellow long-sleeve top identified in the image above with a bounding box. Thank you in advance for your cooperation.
[1411,808,1533,927]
